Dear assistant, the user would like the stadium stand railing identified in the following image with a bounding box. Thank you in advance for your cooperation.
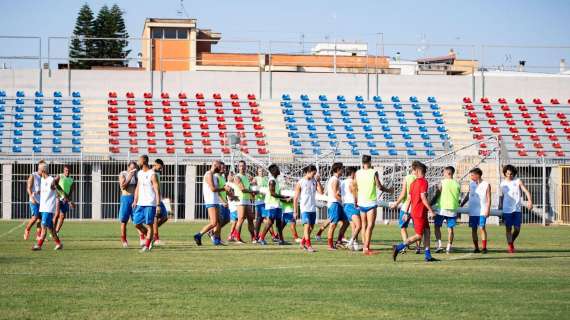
[462,97,570,159]
[0,90,83,154]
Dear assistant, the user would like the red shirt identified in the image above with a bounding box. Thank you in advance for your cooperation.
[409,177,428,218]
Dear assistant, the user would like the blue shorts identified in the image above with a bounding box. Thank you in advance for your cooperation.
[219,205,230,222]
[327,202,347,223]
[230,211,238,221]
[41,212,54,229]
[434,215,457,228]
[255,204,265,216]
[398,210,411,228]
[133,206,156,225]
[359,204,377,213]
[282,212,295,224]
[469,216,487,228]
[344,204,360,222]
[503,212,522,228]
[301,212,316,225]
[204,204,219,210]
[29,202,40,218]
[157,201,168,219]
[58,199,70,214]
[119,195,134,223]
[265,208,282,221]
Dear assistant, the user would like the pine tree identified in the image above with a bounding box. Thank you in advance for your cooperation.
[110,4,130,67]
[92,4,130,67]
[69,4,95,69]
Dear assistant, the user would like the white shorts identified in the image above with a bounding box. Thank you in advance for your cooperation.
[438,209,457,218]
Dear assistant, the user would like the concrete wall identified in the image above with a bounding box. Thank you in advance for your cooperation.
[1,69,569,103]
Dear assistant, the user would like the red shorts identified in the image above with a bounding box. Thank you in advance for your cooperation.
[411,214,429,236]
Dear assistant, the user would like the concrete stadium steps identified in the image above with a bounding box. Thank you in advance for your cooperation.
[82,99,109,153]
[260,100,292,155]
[440,103,473,149]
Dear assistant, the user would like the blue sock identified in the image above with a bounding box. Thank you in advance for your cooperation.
[396,243,406,252]
[425,248,432,259]
[194,232,201,238]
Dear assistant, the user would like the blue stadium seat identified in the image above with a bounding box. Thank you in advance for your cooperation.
[374,103,384,110]
[373,96,382,102]
[52,146,62,153]
[33,137,41,145]
[338,103,348,109]
[419,126,428,132]
[285,116,295,123]
[322,109,331,116]
[16,98,24,105]
[342,117,351,124]
[286,124,298,131]
[54,99,62,105]
[435,118,445,125]
[391,96,400,103]
[288,132,299,139]
[34,129,43,136]
[307,125,316,131]
[284,109,294,116]
[411,103,421,110]
[361,117,370,123]
[403,133,412,140]
[414,111,424,118]
[12,146,22,153]
[346,133,356,139]
[439,133,449,140]
[416,118,426,125]
[53,122,62,128]
[54,106,62,113]
[363,125,372,131]
[393,103,402,110]
[15,106,24,113]
[281,101,292,108]
[14,129,22,136]
[15,113,24,120]
[388,149,398,156]
[72,106,81,113]
[282,94,291,101]
[348,141,357,147]
[53,91,62,97]
[383,133,393,139]
[35,98,43,105]
[398,118,407,124]
[311,141,320,147]
[300,94,309,101]
[396,110,404,117]
[351,149,360,156]
[318,95,327,102]
[0,90,5,97]
[405,141,414,148]
[329,141,337,147]
[0,114,3,120]
[337,95,345,101]
[53,138,61,144]
[302,102,311,108]
[34,114,43,121]
[345,125,354,131]
[328,133,337,139]
[386,141,395,148]
[382,125,390,132]
[16,91,25,97]
[409,96,418,103]
[305,116,315,123]
[400,125,409,132]
[341,110,349,117]
[15,121,23,128]
[433,111,442,117]
[367,141,377,148]
[72,92,81,98]
[359,110,367,116]
[377,111,386,117]
[355,95,364,102]
[364,133,374,139]
[427,96,437,103]
[357,103,365,109]
[303,109,313,116]
[309,132,318,139]
[13,138,22,144]
[426,150,436,156]
[379,117,388,124]
[421,133,430,140]
[34,106,44,113]
[430,103,439,110]
[423,142,433,148]
[369,149,379,156]
[33,121,42,128]
[33,146,41,153]
[72,146,81,153]
[326,125,335,131]
[293,148,303,155]
[407,150,417,156]
[320,103,329,109]
[437,126,447,133]
[291,140,301,147]
[324,117,333,123]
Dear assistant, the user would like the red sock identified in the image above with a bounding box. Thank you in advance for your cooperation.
[301,238,306,246]
[306,239,312,247]
[121,235,126,242]
[258,232,266,241]
[154,233,159,240]
[36,229,41,237]
[145,238,151,248]
[482,240,487,249]
[37,239,44,247]
[269,229,276,237]
[292,229,299,239]
[54,239,61,246]
[327,237,334,248]
[140,234,145,241]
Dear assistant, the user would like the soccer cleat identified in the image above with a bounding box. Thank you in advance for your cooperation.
[392,245,401,261]
[24,229,30,240]
[473,248,481,253]
[193,233,202,246]
[306,246,316,253]
[54,244,63,251]
[353,242,360,252]
[139,239,146,248]
[32,244,42,251]
[294,238,302,243]
[154,239,161,246]
[140,246,150,253]
[251,239,257,244]
[258,239,267,245]
[122,241,128,248]
[415,247,421,254]
[235,239,246,244]
[328,246,337,251]
[278,240,288,246]
[446,248,452,254]
[425,257,439,262]
[213,238,222,246]
[271,236,280,243]
[481,248,488,254]
[435,247,444,253]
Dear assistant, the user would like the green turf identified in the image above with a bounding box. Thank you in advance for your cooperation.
[0,221,568,320]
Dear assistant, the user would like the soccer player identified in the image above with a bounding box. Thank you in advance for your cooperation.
[325,162,347,250]
[152,159,168,245]
[216,162,231,239]
[132,155,161,252]
[118,161,143,248]
[226,181,240,242]
[233,160,257,243]
[253,167,269,241]
[342,167,361,251]
[431,166,461,254]
[392,162,438,262]
[194,160,226,246]
[460,168,491,254]
[24,160,46,241]
[32,164,63,251]
[281,196,300,243]
[390,161,421,254]
[258,164,290,245]
[293,165,324,252]
[353,155,392,255]
[499,164,533,253]
[53,164,74,235]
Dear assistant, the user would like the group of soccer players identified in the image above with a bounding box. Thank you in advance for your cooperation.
[23,154,533,259]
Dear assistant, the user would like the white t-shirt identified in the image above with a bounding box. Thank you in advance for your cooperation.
[468,180,489,216]
[298,177,317,213]
[137,169,157,206]
[229,199,239,213]
[39,176,57,213]
[326,175,341,207]
[341,178,355,205]
[202,171,219,205]
[500,178,522,214]
[30,172,41,203]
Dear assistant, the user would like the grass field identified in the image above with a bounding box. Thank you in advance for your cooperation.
[0,221,568,320]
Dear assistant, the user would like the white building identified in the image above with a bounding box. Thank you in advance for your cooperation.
[311,42,368,56]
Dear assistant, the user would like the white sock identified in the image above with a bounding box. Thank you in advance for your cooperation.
[447,243,452,251]
[437,240,442,248]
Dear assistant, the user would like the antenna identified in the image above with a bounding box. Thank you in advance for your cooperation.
[177,0,190,18]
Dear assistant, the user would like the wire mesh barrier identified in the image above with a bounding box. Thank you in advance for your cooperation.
[0,138,567,225]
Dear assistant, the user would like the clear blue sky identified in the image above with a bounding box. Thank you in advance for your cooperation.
[0,0,569,70]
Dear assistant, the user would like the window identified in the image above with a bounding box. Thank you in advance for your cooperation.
[164,28,177,39]
[151,28,163,39]
[177,29,188,39]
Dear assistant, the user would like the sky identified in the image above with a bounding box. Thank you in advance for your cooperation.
[0,0,568,70]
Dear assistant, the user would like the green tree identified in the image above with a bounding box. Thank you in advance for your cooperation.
[69,4,95,69]
[92,4,130,67]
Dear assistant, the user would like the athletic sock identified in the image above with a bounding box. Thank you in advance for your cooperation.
[121,235,126,242]
[55,239,61,246]
[269,229,276,237]
[258,232,265,241]
[140,234,146,241]
[446,243,452,251]
[482,240,488,250]
[37,239,44,247]
[301,238,306,247]
[396,243,406,252]
[306,239,312,247]
[327,238,334,248]
[145,238,151,249]
[425,248,432,259]
[437,239,442,248]
[154,233,159,240]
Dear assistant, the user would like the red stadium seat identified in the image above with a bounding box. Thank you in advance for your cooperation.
[219,131,227,138]
[165,131,174,137]
[480,97,489,104]
[164,123,173,129]
[201,131,210,137]
[509,127,518,134]
[256,140,266,146]
[222,147,231,154]
[553,142,562,149]
[110,146,120,153]
[532,98,542,104]
[108,106,118,113]
[163,108,172,114]
[467,111,477,118]
[108,115,118,121]
[539,112,548,119]
[485,112,495,118]
[128,107,136,114]
[463,97,472,103]
[557,113,567,120]
[519,106,528,112]
[255,131,265,138]
[248,94,256,100]
[109,130,119,137]
[126,92,135,98]
[195,93,204,99]
[530,135,540,141]
[548,135,559,141]
[181,107,189,114]
[183,123,191,130]
[488,119,497,125]
[166,147,175,154]
[179,100,188,107]
[218,123,227,130]
[161,92,169,99]
[236,123,245,130]
[536,106,545,112]
[512,135,521,141]
[491,126,500,133]
[166,138,174,145]
[183,131,192,137]
[518,150,528,157]
[178,92,187,99]
[536,150,546,157]
[147,139,156,145]
[129,130,137,137]
[555,151,565,157]
[543,119,552,126]
[162,100,170,107]
[109,122,119,129]
[129,147,138,153]
[198,108,207,115]
[127,99,136,106]
[521,112,531,119]
[527,127,536,134]
[258,148,268,155]
[506,119,516,126]
[216,116,225,122]
[515,98,524,104]
[181,115,190,122]
[472,126,482,133]
[108,91,117,98]
[185,147,194,154]
[200,123,209,130]
[545,127,555,134]
[504,112,513,118]
[164,115,172,121]
[197,101,206,107]
[147,131,156,137]
[233,108,242,115]
[479,143,487,149]
[515,142,525,149]
[146,123,155,129]
[560,120,569,127]
[204,147,213,154]
[215,108,224,114]
[249,101,258,108]
[215,101,223,107]
[127,115,137,122]
[199,116,208,123]
[231,101,240,107]
[213,93,221,99]
[144,100,153,106]
[498,98,507,104]
[184,139,193,145]
[144,92,152,99]
[146,115,154,122]
[533,142,544,149]
[254,124,264,130]
[202,139,211,146]
[235,116,244,122]
[501,105,510,111]
[240,147,249,154]
[251,108,261,115]
[523,120,533,126]
[230,93,239,100]
[108,99,118,106]
[129,138,137,145]
[145,107,153,114]
[483,105,492,111]
[109,138,119,145]
[148,147,157,154]
[550,98,559,104]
